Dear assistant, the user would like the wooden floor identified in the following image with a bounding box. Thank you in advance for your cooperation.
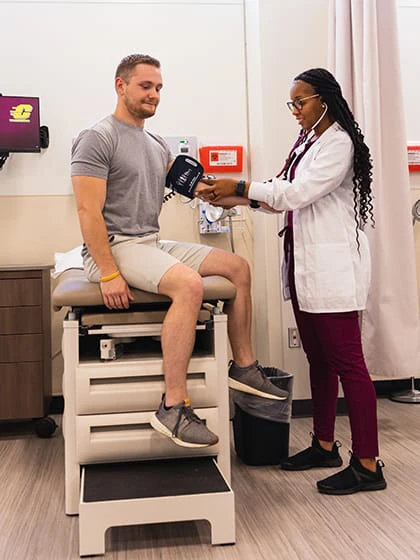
[1,397,419,560]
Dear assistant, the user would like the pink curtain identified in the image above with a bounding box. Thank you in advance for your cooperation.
[329,0,420,377]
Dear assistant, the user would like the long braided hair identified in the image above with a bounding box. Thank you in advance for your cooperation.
[295,68,374,230]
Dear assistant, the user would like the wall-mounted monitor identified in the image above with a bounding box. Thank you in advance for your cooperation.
[0,95,41,153]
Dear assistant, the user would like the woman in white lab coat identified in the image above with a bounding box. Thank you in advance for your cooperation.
[195,68,387,495]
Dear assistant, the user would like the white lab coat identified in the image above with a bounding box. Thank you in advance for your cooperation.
[248,122,371,313]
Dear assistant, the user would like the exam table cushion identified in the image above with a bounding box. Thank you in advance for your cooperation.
[52,268,236,310]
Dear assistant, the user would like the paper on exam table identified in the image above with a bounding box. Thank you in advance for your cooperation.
[53,246,83,278]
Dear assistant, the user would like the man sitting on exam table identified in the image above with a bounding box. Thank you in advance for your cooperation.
[71,53,288,450]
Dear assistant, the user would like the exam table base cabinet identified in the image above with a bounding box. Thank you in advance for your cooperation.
[61,305,235,555]
[0,266,52,422]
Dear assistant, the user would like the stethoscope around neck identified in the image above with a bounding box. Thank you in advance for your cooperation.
[296,102,329,148]
[274,102,329,182]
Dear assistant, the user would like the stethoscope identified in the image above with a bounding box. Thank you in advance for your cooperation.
[295,103,329,150]
[277,102,329,180]
[277,102,330,240]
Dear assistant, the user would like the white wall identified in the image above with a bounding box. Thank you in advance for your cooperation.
[398,1,420,144]
[398,0,420,212]
[0,0,247,196]
[398,1,420,189]
[398,1,420,327]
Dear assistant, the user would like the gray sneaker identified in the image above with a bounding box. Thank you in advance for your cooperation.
[151,396,219,448]
[228,361,288,400]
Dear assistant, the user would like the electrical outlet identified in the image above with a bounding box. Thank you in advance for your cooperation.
[288,327,301,348]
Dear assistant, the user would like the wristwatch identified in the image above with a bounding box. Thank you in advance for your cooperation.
[235,180,246,197]
[250,199,260,209]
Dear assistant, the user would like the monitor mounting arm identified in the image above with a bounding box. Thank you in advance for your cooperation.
[0,152,9,170]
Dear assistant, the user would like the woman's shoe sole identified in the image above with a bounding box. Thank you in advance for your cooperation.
[317,480,387,495]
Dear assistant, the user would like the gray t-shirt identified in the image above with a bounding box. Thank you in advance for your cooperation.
[71,114,172,237]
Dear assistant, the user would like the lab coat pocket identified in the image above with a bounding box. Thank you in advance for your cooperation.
[306,243,356,302]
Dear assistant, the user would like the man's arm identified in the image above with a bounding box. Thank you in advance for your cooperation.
[72,175,133,309]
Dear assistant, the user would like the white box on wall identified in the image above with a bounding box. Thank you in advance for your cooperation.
[164,136,198,159]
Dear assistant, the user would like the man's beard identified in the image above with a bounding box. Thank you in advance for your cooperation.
[125,98,156,120]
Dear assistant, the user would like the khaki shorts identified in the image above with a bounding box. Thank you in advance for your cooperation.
[83,233,213,293]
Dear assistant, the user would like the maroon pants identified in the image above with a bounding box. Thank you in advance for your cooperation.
[286,231,379,458]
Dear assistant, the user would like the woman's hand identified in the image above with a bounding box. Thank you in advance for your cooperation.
[195,178,238,202]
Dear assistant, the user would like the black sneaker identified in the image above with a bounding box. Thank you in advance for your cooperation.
[228,361,288,400]
[317,454,387,495]
[151,395,219,448]
[280,433,343,471]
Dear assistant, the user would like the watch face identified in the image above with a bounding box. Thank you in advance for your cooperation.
[413,199,420,224]
[235,180,245,196]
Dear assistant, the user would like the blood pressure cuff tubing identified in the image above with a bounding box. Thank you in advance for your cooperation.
[165,155,204,199]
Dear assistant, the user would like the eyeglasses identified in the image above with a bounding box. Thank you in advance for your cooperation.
[286,94,320,112]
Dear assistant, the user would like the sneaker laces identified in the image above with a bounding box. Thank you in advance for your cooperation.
[256,362,270,380]
[172,404,202,438]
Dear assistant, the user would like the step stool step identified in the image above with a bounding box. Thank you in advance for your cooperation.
[83,456,230,503]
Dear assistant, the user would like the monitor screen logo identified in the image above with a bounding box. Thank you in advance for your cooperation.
[9,103,34,123]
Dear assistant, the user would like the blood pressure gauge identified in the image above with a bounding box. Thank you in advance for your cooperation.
[412,199,420,225]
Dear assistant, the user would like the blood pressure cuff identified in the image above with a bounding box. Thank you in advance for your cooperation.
[165,155,204,199]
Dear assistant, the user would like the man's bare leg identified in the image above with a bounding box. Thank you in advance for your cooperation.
[198,248,288,401]
[198,248,254,366]
[158,263,203,406]
[152,262,219,448]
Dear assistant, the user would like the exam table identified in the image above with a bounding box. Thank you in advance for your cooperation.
[52,267,236,556]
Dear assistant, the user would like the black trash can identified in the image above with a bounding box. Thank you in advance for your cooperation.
[232,368,293,466]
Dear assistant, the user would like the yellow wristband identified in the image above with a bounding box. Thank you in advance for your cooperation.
[99,270,120,283]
